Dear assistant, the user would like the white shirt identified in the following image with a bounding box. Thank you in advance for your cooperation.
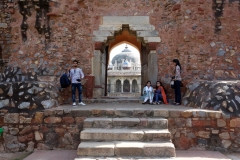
[143,86,154,93]
[69,68,84,83]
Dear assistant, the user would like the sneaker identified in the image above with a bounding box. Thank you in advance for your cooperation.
[79,102,86,105]
[142,101,147,104]
[72,102,76,106]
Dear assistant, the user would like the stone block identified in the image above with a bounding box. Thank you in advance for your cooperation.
[44,117,62,124]
[181,111,193,118]
[115,142,144,156]
[219,132,230,140]
[80,128,144,141]
[143,37,161,42]
[113,118,140,127]
[33,112,43,124]
[133,108,151,117]
[93,30,114,37]
[77,142,114,156]
[0,23,8,28]
[4,113,19,124]
[137,30,159,37]
[98,25,122,31]
[143,142,175,157]
[152,109,169,118]
[169,111,181,118]
[63,117,75,124]
[208,112,222,119]
[174,118,186,127]
[147,118,168,129]
[71,110,91,117]
[35,131,43,141]
[230,118,240,127]
[84,118,112,128]
[93,36,108,42]
[115,108,133,117]
[129,24,155,31]
[197,131,210,138]
[217,119,226,127]
[143,129,171,141]
[103,16,149,25]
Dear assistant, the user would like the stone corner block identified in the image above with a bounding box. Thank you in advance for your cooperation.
[152,109,169,118]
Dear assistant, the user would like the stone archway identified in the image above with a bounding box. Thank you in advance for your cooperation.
[92,16,161,98]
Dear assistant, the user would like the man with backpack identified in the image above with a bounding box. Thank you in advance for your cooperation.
[69,60,86,106]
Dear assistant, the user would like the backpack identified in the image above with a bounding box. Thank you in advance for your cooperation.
[60,73,71,88]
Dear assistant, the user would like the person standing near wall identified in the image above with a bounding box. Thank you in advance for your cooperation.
[172,59,182,105]
[69,60,86,106]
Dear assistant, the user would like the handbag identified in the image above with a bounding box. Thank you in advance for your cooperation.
[170,80,175,89]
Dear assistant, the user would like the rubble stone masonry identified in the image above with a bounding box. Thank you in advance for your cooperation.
[0,0,240,152]
[0,109,240,152]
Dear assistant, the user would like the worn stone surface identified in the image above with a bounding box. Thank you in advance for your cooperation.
[183,80,240,116]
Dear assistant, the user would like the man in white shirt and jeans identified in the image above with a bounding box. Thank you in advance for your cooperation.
[69,60,86,106]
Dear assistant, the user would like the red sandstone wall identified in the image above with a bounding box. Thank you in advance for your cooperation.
[7,0,239,82]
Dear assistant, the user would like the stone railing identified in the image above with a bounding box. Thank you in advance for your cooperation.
[0,108,240,152]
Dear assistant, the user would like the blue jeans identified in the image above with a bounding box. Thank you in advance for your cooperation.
[71,83,82,103]
[155,90,163,103]
[174,80,181,104]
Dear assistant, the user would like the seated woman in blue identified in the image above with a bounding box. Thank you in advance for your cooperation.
[153,81,168,105]
[142,81,154,105]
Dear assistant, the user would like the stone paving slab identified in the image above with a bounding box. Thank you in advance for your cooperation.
[1,150,233,160]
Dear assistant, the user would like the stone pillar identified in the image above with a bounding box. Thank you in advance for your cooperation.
[92,50,102,98]
[148,50,158,84]
[121,79,123,93]
[130,80,132,93]
[111,79,115,93]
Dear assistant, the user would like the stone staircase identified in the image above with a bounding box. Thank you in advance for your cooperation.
[76,117,176,159]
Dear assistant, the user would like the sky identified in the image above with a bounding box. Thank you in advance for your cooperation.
[109,43,140,64]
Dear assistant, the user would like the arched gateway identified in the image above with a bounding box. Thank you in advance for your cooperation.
[92,16,161,98]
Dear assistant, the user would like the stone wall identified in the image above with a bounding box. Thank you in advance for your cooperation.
[183,80,240,116]
[0,0,13,71]
[1,108,240,152]
[0,1,240,111]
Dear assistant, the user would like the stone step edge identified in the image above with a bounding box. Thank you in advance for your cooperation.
[83,117,168,129]
[80,128,171,141]
[77,141,175,157]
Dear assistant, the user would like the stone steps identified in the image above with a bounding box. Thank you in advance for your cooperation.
[77,141,175,157]
[77,117,176,158]
[81,128,171,142]
[83,118,168,129]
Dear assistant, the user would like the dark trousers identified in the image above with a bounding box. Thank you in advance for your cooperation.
[155,90,163,103]
[71,83,82,103]
[174,80,181,104]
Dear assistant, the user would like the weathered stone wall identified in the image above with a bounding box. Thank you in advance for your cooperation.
[1,109,240,152]
[183,80,240,116]
[0,0,13,71]
[0,1,240,111]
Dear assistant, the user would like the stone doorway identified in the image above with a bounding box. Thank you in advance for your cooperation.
[92,16,161,98]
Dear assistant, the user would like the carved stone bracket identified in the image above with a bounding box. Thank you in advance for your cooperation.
[94,42,104,50]
[148,42,158,50]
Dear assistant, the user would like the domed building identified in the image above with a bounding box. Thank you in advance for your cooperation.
[107,45,141,97]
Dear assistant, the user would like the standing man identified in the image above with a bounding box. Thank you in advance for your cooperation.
[69,60,86,106]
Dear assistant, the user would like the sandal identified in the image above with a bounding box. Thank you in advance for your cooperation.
[175,103,180,105]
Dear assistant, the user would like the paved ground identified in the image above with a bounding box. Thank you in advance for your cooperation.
[53,102,220,112]
[1,150,240,160]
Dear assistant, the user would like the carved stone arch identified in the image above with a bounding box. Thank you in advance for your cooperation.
[92,16,160,98]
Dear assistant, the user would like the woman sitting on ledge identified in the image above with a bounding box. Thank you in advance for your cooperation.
[153,81,168,105]
[142,81,154,105]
